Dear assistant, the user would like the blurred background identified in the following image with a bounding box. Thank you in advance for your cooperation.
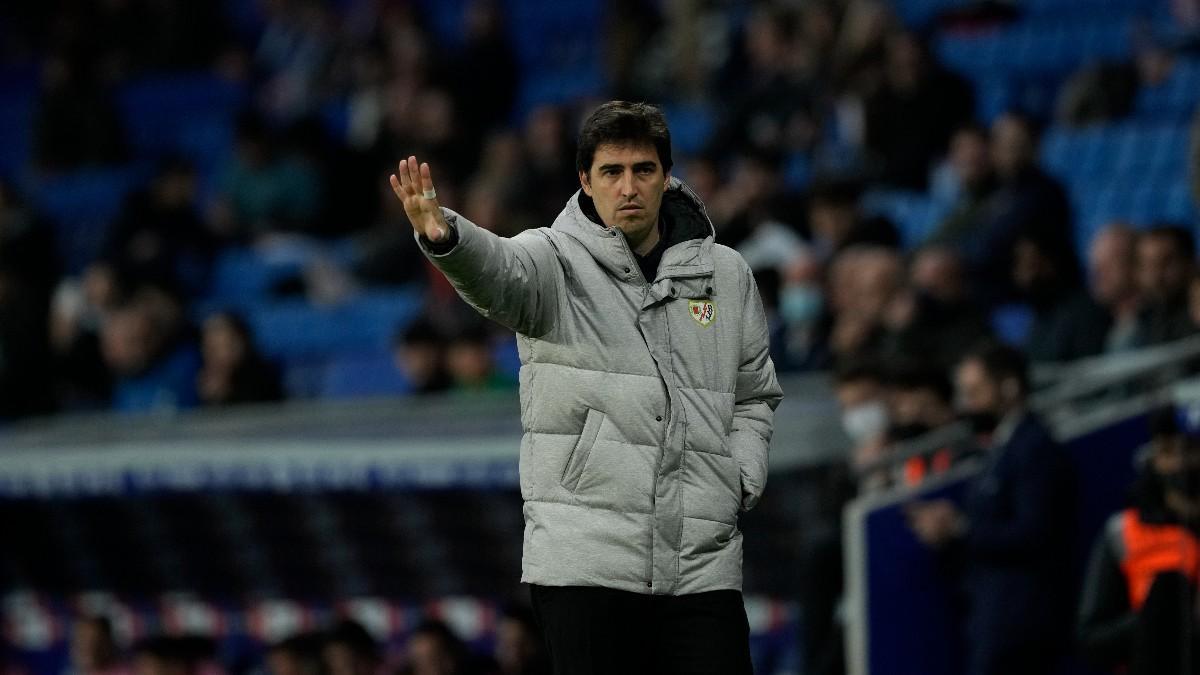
[2,0,1200,674]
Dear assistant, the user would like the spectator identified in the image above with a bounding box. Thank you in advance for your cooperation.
[209,112,323,242]
[1077,406,1200,675]
[196,312,282,406]
[827,246,903,364]
[1134,225,1197,347]
[966,112,1074,295]
[101,158,212,295]
[100,289,200,413]
[445,325,515,392]
[886,363,970,486]
[32,51,127,172]
[392,319,452,395]
[1089,223,1142,353]
[805,180,899,258]
[448,1,519,137]
[908,343,1076,675]
[322,620,380,675]
[49,265,122,411]
[775,250,831,371]
[1190,270,1200,328]
[69,616,129,675]
[398,620,475,675]
[930,125,998,247]
[493,606,548,675]
[265,634,322,675]
[832,359,890,486]
[862,30,975,189]
[130,638,192,675]
[1011,226,1110,363]
[0,181,58,419]
[878,245,991,369]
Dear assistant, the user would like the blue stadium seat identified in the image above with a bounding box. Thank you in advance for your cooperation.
[861,190,949,249]
[1134,58,1200,121]
[320,350,411,399]
[937,15,1133,79]
[248,288,424,361]
[663,104,715,156]
[990,303,1034,348]
[30,165,150,274]
[115,73,247,164]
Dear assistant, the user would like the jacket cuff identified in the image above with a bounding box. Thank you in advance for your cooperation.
[415,210,462,257]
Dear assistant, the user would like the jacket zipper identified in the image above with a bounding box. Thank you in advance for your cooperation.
[613,229,667,591]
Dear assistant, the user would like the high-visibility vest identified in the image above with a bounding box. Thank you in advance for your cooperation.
[902,448,953,486]
[1117,508,1200,611]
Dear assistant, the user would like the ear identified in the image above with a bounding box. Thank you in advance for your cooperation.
[579,170,593,197]
[663,170,671,192]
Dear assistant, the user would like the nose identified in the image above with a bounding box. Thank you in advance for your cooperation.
[620,170,636,197]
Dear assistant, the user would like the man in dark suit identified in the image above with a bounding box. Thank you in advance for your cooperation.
[907,343,1076,675]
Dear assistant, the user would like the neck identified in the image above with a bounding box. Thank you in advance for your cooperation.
[628,221,661,256]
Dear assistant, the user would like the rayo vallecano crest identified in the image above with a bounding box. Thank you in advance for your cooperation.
[688,299,716,327]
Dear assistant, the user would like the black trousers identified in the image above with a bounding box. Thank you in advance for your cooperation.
[529,584,753,675]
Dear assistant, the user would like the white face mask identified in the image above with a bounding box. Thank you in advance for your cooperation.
[842,400,889,444]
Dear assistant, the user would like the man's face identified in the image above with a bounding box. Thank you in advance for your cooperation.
[1136,234,1192,303]
[1089,228,1135,306]
[954,359,1000,417]
[579,143,669,242]
[949,130,989,189]
[990,115,1033,178]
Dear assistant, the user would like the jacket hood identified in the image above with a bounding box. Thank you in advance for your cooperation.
[552,177,716,282]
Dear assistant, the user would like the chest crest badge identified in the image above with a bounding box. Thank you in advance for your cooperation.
[688,299,716,327]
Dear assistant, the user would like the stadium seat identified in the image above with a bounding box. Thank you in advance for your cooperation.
[248,288,424,361]
[30,165,151,274]
[861,190,949,249]
[115,73,247,167]
[319,351,412,399]
[1134,58,1200,121]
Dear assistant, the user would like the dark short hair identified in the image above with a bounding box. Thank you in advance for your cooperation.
[1143,224,1197,259]
[961,342,1030,396]
[576,101,672,174]
[833,358,887,387]
[889,362,954,404]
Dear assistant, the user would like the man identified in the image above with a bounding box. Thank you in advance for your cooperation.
[390,101,782,674]
[907,343,1076,675]
[1087,223,1140,353]
[964,112,1074,295]
[1134,225,1196,347]
[1077,406,1200,675]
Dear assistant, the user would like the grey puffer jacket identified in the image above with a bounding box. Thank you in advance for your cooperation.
[418,178,782,595]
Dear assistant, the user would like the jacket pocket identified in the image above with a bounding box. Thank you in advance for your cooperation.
[561,408,604,492]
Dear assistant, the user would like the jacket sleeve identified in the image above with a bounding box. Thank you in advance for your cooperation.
[416,208,561,337]
[1077,518,1135,669]
[728,261,783,511]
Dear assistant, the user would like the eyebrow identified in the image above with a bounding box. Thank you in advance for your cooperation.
[597,161,659,172]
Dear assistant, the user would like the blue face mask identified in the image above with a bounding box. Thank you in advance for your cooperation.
[780,285,824,325]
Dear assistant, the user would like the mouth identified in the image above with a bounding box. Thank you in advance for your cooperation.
[618,205,643,213]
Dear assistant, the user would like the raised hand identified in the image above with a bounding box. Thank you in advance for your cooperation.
[390,155,449,242]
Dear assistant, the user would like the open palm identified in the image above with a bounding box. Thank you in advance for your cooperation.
[390,155,449,242]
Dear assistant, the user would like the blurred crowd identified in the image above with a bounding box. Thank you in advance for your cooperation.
[2,0,1200,421]
[61,612,548,675]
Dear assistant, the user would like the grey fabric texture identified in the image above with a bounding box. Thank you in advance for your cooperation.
[416,178,783,595]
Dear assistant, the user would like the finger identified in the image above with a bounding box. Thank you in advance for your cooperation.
[397,159,411,193]
[407,155,420,191]
[389,174,403,200]
[420,162,436,198]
